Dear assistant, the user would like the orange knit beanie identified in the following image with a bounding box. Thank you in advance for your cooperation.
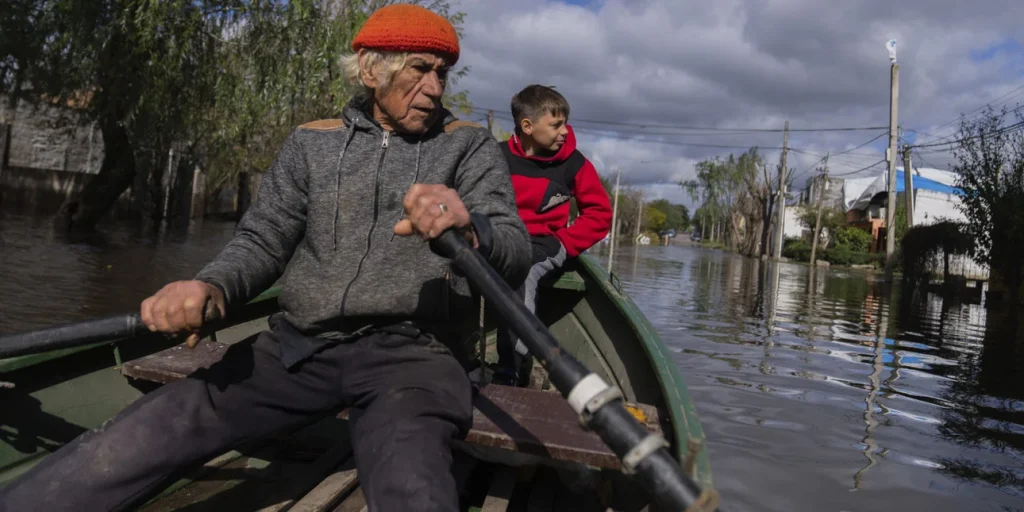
[352,4,460,64]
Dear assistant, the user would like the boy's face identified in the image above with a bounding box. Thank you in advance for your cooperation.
[522,112,569,152]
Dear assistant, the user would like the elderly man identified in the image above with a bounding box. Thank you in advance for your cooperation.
[0,5,530,512]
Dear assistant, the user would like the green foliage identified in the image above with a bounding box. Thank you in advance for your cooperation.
[782,237,811,261]
[822,247,883,267]
[784,230,881,267]
[0,0,470,228]
[900,221,972,284]
[834,227,872,253]
[797,207,846,244]
[951,106,1024,295]
[644,206,668,232]
[681,147,764,247]
[646,199,689,232]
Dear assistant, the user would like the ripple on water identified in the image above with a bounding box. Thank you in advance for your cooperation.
[597,244,1024,511]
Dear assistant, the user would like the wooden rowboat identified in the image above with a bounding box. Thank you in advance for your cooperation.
[0,254,712,510]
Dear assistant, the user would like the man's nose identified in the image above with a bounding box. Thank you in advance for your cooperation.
[421,71,443,98]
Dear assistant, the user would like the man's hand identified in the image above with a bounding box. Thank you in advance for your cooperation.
[394,184,479,247]
[140,280,226,348]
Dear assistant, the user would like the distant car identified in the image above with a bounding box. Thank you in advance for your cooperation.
[660,229,676,239]
[690,232,701,242]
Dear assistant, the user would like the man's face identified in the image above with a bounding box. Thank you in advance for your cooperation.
[373,52,449,134]
[524,112,569,152]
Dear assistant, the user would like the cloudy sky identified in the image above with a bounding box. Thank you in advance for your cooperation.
[449,0,1024,207]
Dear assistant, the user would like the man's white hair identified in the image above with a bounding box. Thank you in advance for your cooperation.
[340,49,410,97]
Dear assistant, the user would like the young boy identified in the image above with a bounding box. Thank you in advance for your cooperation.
[493,84,613,386]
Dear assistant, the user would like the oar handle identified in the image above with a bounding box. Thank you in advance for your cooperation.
[432,231,720,512]
[0,314,150,360]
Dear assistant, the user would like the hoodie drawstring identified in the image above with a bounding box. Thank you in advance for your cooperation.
[333,121,358,250]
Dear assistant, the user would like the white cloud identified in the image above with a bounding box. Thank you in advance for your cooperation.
[450,0,1024,206]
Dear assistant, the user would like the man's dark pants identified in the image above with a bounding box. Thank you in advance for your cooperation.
[0,319,474,512]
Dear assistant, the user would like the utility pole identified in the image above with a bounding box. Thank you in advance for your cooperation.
[607,168,621,275]
[902,144,914,228]
[809,154,830,266]
[487,110,495,137]
[884,53,901,282]
[772,120,790,260]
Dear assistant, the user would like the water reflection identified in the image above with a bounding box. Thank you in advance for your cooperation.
[599,243,1023,511]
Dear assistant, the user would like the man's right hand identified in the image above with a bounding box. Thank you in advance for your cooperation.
[140,280,226,348]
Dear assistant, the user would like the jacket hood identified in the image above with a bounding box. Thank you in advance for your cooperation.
[507,124,577,163]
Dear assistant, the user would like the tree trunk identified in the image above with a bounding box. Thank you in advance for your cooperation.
[730,213,743,251]
[53,120,136,234]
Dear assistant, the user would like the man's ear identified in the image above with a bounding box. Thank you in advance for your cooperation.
[359,50,381,89]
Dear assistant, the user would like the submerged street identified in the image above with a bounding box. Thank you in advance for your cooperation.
[1,212,1021,511]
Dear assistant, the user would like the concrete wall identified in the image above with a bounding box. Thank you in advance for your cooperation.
[802,176,846,211]
[0,95,104,174]
[0,96,262,221]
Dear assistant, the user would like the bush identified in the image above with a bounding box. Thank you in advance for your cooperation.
[823,247,883,266]
[782,238,811,261]
[833,227,872,253]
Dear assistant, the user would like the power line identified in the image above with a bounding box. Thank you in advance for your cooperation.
[828,159,887,178]
[789,131,888,182]
[910,119,1024,149]
[469,106,887,133]
[909,86,1024,145]
[568,125,805,151]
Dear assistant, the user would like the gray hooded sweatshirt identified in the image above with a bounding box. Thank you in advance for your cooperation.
[194,97,531,339]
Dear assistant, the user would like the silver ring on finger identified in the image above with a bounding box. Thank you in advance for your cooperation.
[438,202,448,214]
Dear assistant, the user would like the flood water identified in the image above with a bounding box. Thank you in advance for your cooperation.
[1,211,1022,511]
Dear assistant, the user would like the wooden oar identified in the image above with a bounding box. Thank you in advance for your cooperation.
[431,231,721,512]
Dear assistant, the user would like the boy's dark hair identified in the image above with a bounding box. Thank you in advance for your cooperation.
[511,84,570,133]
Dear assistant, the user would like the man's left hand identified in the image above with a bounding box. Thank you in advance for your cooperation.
[394,184,478,247]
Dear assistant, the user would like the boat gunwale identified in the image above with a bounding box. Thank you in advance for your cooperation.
[575,253,714,488]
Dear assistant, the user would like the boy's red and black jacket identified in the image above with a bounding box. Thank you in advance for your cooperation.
[502,125,612,257]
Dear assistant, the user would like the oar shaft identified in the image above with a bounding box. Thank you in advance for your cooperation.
[0,314,148,359]
[434,231,717,512]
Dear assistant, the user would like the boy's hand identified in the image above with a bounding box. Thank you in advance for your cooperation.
[394,184,479,247]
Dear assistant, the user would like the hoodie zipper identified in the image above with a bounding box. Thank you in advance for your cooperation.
[339,130,390,318]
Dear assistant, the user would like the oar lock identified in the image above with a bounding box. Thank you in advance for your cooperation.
[567,373,670,475]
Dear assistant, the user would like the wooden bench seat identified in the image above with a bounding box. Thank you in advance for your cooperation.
[122,339,661,471]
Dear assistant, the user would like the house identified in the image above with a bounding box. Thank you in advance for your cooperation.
[846,166,988,278]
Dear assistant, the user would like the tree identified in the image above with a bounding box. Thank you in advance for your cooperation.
[646,199,689,232]
[1,0,469,234]
[682,147,765,253]
[643,206,668,233]
[951,106,1024,306]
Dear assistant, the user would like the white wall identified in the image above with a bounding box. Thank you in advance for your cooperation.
[913,189,965,226]
[912,190,989,280]
[783,206,806,239]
